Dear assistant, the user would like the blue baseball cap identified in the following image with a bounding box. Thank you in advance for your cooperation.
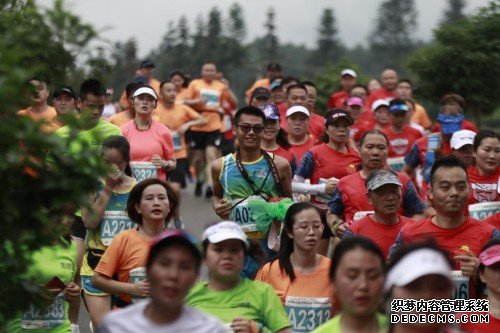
[259,103,280,120]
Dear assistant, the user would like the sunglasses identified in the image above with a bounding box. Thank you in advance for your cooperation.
[235,123,265,134]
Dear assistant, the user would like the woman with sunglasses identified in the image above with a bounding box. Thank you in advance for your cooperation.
[255,202,335,332]
[120,86,176,182]
[92,178,178,308]
[97,230,226,332]
[259,103,298,174]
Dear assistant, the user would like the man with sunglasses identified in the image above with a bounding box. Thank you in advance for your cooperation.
[211,106,292,247]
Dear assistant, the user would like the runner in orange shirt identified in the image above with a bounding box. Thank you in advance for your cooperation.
[42,86,78,133]
[245,62,282,103]
[170,71,191,104]
[326,69,357,109]
[249,87,271,108]
[184,63,228,198]
[156,81,207,228]
[17,77,56,122]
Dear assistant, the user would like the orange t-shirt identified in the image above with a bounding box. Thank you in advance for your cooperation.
[185,79,227,132]
[17,106,56,122]
[40,117,64,133]
[156,103,200,159]
[108,110,159,127]
[94,228,150,304]
[175,88,190,104]
[245,78,270,99]
[411,103,432,129]
[255,256,336,330]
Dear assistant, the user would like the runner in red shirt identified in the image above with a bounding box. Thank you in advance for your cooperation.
[279,82,306,129]
[345,170,415,258]
[467,129,500,204]
[328,130,426,230]
[365,69,398,110]
[450,130,476,168]
[352,99,391,143]
[259,103,297,173]
[391,156,498,299]
[294,110,360,209]
[326,69,357,109]
[383,99,422,158]
[302,81,326,139]
[431,94,478,133]
[286,105,315,164]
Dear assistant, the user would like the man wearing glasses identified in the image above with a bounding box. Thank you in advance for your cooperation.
[211,106,292,245]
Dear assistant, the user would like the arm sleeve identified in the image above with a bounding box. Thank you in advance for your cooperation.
[292,175,326,195]
[328,187,345,217]
[404,143,421,168]
[402,180,426,216]
[295,151,315,179]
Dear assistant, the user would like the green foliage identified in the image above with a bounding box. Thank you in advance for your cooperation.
[0,0,106,324]
[407,1,500,126]
[440,0,467,25]
[314,60,371,113]
[308,8,344,70]
[369,0,418,75]
[261,7,279,62]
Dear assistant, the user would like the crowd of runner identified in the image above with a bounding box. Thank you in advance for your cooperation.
[8,59,500,333]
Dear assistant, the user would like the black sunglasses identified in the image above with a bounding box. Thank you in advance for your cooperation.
[235,123,265,134]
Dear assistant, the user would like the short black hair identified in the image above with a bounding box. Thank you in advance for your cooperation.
[234,106,266,124]
[159,80,175,89]
[28,75,51,87]
[285,83,307,96]
[125,82,144,99]
[267,62,282,72]
[473,129,499,152]
[429,156,468,186]
[301,81,316,89]
[147,237,202,271]
[397,79,413,88]
[281,76,299,87]
[80,79,106,101]
[358,129,389,147]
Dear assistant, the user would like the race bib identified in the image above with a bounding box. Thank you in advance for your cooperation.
[353,211,374,222]
[222,114,233,132]
[230,195,263,233]
[130,161,158,182]
[171,131,182,151]
[22,293,65,329]
[468,202,500,220]
[130,267,147,303]
[387,156,405,172]
[100,211,136,246]
[471,182,498,203]
[390,138,409,156]
[285,297,332,333]
[200,89,221,108]
[452,270,469,300]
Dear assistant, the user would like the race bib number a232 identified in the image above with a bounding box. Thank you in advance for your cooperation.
[130,161,158,182]
[285,297,332,333]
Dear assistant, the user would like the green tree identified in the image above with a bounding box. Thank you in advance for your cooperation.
[407,1,500,127]
[262,7,279,62]
[227,3,247,41]
[314,60,370,112]
[368,0,417,74]
[309,8,343,69]
[0,0,106,324]
[441,0,467,25]
[108,38,139,98]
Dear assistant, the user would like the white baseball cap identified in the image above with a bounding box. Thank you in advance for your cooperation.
[286,106,310,118]
[384,248,452,291]
[451,130,476,150]
[132,86,158,100]
[341,69,357,78]
[202,221,249,249]
[372,99,390,112]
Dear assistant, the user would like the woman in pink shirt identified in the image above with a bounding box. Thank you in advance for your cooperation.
[121,86,176,182]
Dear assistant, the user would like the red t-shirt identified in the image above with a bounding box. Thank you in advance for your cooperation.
[348,215,413,258]
[308,111,325,139]
[467,166,499,204]
[383,125,423,157]
[460,313,500,333]
[278,103,288,130]
[432,119,478,133]
[290,136,315,164]
[397,217,495,268]
[327,90,349,109]
[483,213,500,229]
[308,143,360,184]
[121,120,175,181]
[266,145,296,168]
[338,171,411,224]
[365,88,397,110]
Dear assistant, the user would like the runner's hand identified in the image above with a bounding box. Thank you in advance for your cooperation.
[105,164,121,189]
[454,251,480,277]
[177,123,190,135]
[230,317,257,333]
[193,97,208,105]
[151,155,165,168]
[64,282,80,302]
[325,179,339,196]
[131,280,150,298]
[214,199,231,219]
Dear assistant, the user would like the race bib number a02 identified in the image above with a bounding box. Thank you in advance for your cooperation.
[452,270,469,300]
[130,161,158,182]
[100,211,136,246]
[285,297,332,333]
[130,267,147,303]
[230,195,263,233]
[21,293,65,329]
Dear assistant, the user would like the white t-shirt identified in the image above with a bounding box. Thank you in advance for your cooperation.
[97,301,227,333]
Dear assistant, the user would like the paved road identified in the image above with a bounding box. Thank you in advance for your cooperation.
[78,182,218,332]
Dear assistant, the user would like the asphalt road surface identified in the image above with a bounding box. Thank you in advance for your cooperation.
[78,182,218,332]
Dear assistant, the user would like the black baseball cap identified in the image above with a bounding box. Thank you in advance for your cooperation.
[53,86,77,99]
[140,59,156,69]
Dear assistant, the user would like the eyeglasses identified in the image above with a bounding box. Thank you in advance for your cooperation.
[235,124,265,134]
[293,223,324,233]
